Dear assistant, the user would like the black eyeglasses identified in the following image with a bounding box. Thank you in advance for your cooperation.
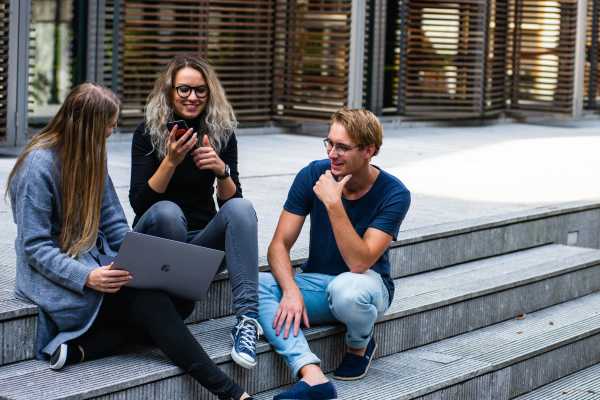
[174,84,209,99]
[323,138,360,156]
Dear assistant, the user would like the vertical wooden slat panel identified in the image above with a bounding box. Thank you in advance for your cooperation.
[207,0,275,124]
[363,0,388,114]
[485,0,509,113]
[585,0,599,110]
[103,0,125,97]
[399,0,508,118]
[273,0,352,121]
[509,0,578,113]
[27,6,35,117]
[104,0,208,129]
[362,0,372,110]
[396,0,407,114]
[104,0,274,128]
[0,0,8,142]
[384,0,510,119]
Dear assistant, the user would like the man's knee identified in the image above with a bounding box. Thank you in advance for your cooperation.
[327,272,370,309]
[327,272,387,324]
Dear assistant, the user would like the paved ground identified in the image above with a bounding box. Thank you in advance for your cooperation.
[1,120,600,263]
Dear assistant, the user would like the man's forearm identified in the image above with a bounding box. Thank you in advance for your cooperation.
[326,201,372,272]
[268,242,300,293]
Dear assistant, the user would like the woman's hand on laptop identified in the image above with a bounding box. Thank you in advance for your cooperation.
[86,263,132,293]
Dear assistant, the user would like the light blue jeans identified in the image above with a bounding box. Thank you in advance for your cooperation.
[258,270,389,377]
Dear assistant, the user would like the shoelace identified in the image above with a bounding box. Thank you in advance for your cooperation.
[234,316,264,352]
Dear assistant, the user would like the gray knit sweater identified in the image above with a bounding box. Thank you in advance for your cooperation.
[9,148,130,359]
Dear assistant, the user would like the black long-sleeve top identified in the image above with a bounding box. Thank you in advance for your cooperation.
[129,120,242,231]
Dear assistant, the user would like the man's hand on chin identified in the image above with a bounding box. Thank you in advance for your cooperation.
[313,170,352,208]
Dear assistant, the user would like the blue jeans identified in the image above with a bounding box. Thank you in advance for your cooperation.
[258,270,389,377]
[134,199,259,317]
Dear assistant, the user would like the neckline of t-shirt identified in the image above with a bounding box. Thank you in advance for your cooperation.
[342,165,384,203]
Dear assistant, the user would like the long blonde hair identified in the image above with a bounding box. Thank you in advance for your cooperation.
[7,83,120,257]
[145,54,237,158]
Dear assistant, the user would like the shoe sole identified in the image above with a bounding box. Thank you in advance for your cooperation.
[230,333,257,369]
[332,342,377,381]
[49,343,68,370]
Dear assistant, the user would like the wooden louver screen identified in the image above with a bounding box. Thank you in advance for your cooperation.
[398,0,508,118]
[0,0,8,143]
[508,0,578,113]
[104,0,274,129]
[363,0,401,115]
[362,0,372,110]
[585,0,600,110]
[103,0,123,102]
[485,0,510,114]
[110,1,209,129]
[207,0,275,124]
[273,0,352,121]
[390,0,406,114]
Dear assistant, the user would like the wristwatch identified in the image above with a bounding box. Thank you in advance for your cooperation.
[217,164,230,180]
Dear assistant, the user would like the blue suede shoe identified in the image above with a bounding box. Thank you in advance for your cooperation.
[273,381,337,400]
[332,337,377,381]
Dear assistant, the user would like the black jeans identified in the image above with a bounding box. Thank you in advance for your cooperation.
[73,287,244,400]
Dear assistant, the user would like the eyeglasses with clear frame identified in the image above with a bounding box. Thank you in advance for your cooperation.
[323,138,360,156]
[173,84,209,99]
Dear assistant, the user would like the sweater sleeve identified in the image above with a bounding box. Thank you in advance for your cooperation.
[129,123,164,217]
[217,132,243,207]
[12,153,93,294]
[100,174,130,252]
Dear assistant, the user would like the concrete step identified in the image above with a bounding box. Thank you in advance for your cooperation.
[1,201,599,365]
[256,292,600,400]
[0,245,599,398]
[514,363,600,399]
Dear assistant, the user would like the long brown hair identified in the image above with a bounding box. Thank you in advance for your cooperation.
[6,83,120,257]
[145,54,237,158]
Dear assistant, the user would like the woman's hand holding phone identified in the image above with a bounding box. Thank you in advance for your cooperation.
[165,124,197,168]
[86,263,132,293]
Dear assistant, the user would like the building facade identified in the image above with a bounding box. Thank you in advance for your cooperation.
[0,0,598,146]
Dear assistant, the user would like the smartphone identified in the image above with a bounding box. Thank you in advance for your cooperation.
[166,120,191,140]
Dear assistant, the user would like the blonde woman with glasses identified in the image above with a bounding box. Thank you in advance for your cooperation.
[129,55,262,370]
[7,83,254,400]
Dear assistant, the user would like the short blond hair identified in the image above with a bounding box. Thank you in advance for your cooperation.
[330,108,383,156]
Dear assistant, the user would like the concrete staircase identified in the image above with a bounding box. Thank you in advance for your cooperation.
[0,201,600,399]
[514,363,600,399]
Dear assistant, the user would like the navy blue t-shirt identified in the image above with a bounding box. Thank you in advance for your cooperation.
[284,159,411,304]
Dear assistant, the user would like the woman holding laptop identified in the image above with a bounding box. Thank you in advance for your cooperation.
[7,83,253,400]
[129,55,261,369]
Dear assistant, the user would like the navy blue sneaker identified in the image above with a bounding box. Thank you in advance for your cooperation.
[332,337,377,381]
[273,381,337,400]
[231,315,263,369]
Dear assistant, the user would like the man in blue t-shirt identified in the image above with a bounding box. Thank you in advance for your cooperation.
[258,108,411,400]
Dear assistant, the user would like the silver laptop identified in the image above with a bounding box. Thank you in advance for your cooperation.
[113,232,224,301]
